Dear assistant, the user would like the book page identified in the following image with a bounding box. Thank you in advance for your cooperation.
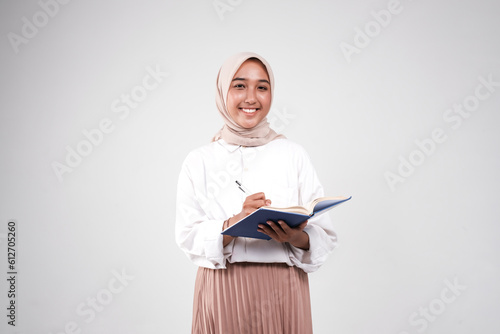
[261,196,350,216]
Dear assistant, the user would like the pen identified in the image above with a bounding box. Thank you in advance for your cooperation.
[235,180,252,194]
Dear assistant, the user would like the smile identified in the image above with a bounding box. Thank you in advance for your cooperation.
[240,108,258,114]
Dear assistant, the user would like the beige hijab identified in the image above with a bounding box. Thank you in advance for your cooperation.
[212,52,285,147]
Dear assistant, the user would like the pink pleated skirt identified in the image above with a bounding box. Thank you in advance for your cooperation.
[192,262,313,334]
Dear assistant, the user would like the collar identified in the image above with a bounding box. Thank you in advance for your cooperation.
[216,138,241,153]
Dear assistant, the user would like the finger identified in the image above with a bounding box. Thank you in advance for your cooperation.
[258,224,277,238]
[267,220,286,237]
[243,199,269,215]
[257,225,268,234]
[247,199,270,209]
[257,224,269,233]
[247,192,266,200]
[296,221,308,231]
[276,220,291,233]
[246,193,272,207]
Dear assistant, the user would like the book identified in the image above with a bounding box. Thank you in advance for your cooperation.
[221,196,351,240]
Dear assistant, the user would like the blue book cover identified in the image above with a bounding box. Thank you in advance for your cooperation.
[221,196,351,240]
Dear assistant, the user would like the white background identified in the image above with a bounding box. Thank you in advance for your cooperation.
[1,0,499,333]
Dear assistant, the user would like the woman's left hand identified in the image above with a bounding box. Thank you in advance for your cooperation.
[258,220,310,250]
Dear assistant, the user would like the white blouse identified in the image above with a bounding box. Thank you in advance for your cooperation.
[175,138,337,273]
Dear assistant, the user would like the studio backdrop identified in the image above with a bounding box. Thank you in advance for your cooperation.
[0,0,499,333]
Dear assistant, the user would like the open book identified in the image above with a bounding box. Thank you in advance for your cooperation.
[221,196,351,240]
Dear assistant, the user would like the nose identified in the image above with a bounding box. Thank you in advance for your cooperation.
[244,88,257,104]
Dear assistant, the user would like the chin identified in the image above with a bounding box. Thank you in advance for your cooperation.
[237,117,263,129]
[239,122,258,129]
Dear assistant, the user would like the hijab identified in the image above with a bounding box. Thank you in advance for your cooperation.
[212,52,285,147]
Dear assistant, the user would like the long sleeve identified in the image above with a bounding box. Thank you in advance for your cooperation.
[285,145,338,273]
[175,153,231,269]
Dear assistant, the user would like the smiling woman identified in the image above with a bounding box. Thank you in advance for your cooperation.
[226,58,272,129]
[212,53,284,147]
[176,52,338,333]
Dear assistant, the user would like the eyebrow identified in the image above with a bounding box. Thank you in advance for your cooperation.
[232,77,270,85]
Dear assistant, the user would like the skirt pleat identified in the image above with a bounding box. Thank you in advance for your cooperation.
[192,262,313,334]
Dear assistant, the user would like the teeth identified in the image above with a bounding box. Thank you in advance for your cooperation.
[242,108,257,113]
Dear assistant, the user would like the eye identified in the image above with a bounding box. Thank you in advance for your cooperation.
[258,86,268,90]
[234,83,245,89]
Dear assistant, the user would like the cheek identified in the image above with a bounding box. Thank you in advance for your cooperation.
[227,91,241,109]
[259,92,272,108]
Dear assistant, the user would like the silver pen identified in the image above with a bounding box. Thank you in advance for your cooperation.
[235,180,252,194]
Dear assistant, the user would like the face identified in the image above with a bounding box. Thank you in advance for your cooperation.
[226,59,272,129]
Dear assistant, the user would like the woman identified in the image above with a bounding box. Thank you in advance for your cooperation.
[176,52,337,333]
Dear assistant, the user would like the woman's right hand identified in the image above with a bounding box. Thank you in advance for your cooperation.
[231,192,271,226]
[223,192,271,246]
